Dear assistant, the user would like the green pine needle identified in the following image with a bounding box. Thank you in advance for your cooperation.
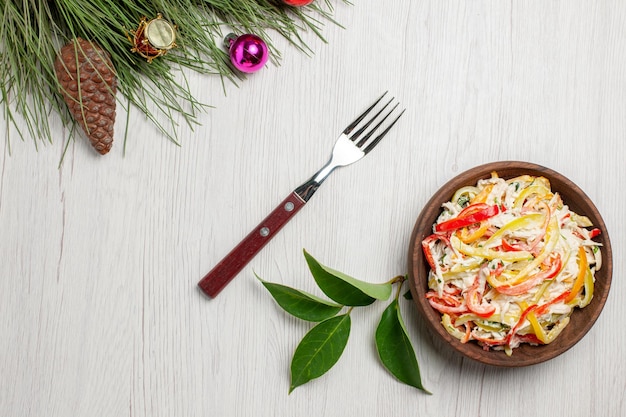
[0,0,347,151]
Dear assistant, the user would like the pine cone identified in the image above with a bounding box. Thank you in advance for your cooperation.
[54,38,117,155]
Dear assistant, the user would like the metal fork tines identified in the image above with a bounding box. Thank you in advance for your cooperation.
[295,92,405,202]
[198,92,404,298]
[346,92,404,153]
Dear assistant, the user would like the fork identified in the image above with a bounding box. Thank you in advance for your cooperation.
[198,92,404,298]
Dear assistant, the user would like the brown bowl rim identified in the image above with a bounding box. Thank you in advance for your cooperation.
[408,161,613,367]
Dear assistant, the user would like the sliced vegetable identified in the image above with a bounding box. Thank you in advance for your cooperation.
[450,235,533,262]
[421,233,451,271]
[458,221,490,243]
[434,203,500,232]
[565,247,588,304]
[464,276,496,318]
[494,253,562,296]
[482,212,545,249]
[426,291,468,315]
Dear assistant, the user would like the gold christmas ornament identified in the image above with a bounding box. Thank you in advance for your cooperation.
[129,14,177,62]
[54,38,118,155]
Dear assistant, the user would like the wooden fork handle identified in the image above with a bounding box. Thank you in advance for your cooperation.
[198,192,306,298]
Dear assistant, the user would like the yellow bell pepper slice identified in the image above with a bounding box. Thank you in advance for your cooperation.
[450,235,533,262]
[532,279,553,304]
[527,304,569,345]
[452,186,480,206]
[570,212,593,228]
[544,317,570,343]
[458,221,490,243]
[482,213,544,248]
[526,311,547,344]
[506,175,535,185]
[513,184,553,209]
[441,314,466,341]
[440,258,483,282]
[505,215,560,285]
[578,261,594,308]
[455,314,505,329]
[565,246,589,304]
[470,184,494,204]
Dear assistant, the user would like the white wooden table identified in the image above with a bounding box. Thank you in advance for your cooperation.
[2,2,625,416]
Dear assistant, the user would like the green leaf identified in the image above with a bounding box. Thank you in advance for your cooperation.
[375,300,431,394]
[403,289,413,300]
[303,249,392,306]
[290,314,351,393]
[257,275,343,322]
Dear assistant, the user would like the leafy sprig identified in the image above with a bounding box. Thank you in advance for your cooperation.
[258,249,430,394]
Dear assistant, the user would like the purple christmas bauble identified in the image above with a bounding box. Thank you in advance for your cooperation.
[225,33,269,73]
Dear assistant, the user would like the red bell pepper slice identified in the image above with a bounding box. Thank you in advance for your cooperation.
[534,289,571,316]
[495,254,562,296]
[421,233,451,270]
[504,304,538,345]
[488,260,505,276]
[425,291,468,315]
[435,203,500,233]
[501,239,524,252]
[464,276,496,318]
[477,304,540,350]
[589,228,601,239]
[473,334,507,348]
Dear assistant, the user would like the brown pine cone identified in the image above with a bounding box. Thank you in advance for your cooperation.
[54,38,117,155]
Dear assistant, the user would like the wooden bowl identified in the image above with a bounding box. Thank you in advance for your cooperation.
[408,161,613,367]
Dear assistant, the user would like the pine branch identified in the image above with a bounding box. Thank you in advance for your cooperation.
[0,0,348,150]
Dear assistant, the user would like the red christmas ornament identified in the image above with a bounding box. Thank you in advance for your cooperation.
[281,0,315,6]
